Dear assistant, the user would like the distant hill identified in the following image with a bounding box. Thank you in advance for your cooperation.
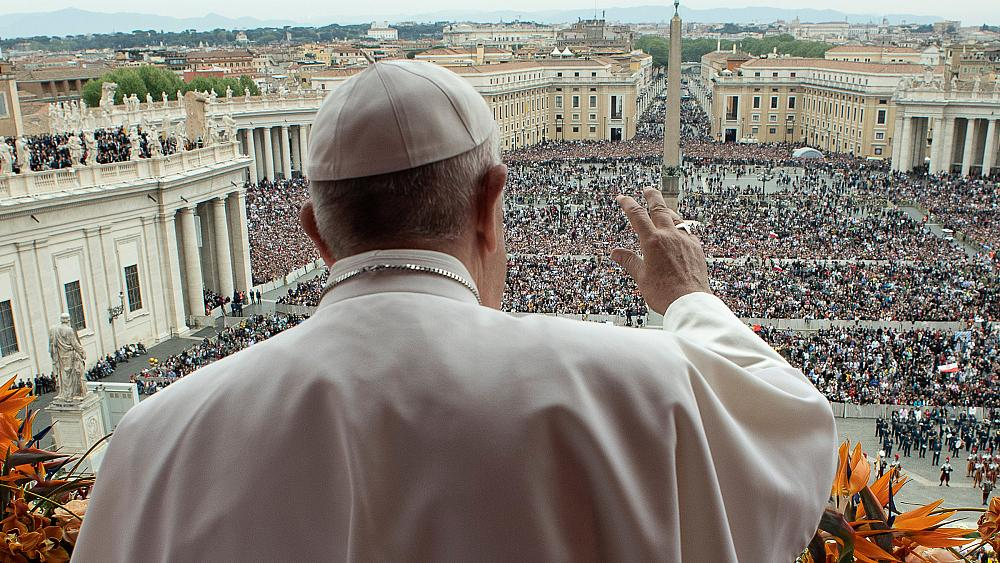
[0,8,297,39]
[0,5,945,41]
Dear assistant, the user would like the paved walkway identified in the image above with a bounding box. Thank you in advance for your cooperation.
[836,418,987,525]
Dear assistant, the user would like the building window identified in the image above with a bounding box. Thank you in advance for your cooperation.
[752,114,760,122]
[875,132,885,140]
[589,95,597,108]
[769,127,777,135]
[556,126,562,133]
[876,109,886,124]
[754,72,761,77]
[751,126,759,135]
[555,114,563,121]
[0,93,8,119]
[874,147,883,155]
[589,125,596,133]
[572,126,579,133]
[753,96,761,109]
[555,96,562,108]
[790,73,796,78]
[64,281,86,330]
[610,95,623,120]
[572,96,579,108]
[788,96,796,109]
[725,95,739,121]
[572,114,579,122]
[0,300,17,357]
[589,113,596,121]
[769,114,778,123]
[557,72,563,77]
[770,96,778,109]
[124,265,142,312]
[786,127,793,134]
[772,72,778,77]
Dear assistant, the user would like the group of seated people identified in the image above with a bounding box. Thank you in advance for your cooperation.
[85,343,148,381]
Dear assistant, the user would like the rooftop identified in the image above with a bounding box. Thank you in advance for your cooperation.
[739,58,926,74]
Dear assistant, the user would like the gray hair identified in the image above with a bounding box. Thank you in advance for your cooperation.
[309,132,501,257]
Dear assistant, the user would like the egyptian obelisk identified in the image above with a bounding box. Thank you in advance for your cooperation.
[661,0,683,210]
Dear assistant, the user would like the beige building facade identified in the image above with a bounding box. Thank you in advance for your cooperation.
[0,143,252,383]
[0,62,23,138]
[706,57,927,157]
[311,54,657,151]
[891,79,1000,176]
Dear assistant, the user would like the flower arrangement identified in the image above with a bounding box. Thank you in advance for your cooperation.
[0,376,98,562]
[802,440,1000,563]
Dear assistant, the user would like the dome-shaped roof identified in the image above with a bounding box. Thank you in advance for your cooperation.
[792,147,823,159]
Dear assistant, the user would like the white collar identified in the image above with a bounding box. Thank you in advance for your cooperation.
[319,249,480,308]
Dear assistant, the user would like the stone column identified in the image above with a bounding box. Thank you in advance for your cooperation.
[961,118,978,176]
[982,119,998,177]
[290,126,302,174]
[659,9,682,210]
[261,126,275,181]
[227,191,253,294]
[211,197,234,300]
[245,129,258,184]
[298,124,310,174]
[929,117,945,174]
[178,207,205,318]
[897,116,914,172]
[158,213,188,333]
[891,114,905,169]
[939,117,957,174]
[280,125,292,179]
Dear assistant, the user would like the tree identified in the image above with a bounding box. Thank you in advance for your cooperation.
[80,66,260,106]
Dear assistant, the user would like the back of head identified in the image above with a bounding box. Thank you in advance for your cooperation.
[306,60,500,257]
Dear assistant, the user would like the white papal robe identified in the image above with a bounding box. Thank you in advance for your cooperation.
[74,249,836,562]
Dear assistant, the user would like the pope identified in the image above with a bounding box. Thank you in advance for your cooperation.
[75,60,837,562]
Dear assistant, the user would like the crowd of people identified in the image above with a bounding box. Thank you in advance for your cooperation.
[235,82,1000,411]
[757,325,999,407]
[85,343,148,381]
[246,178,319,286]
[130,315,305,395]
[2,127,180,173]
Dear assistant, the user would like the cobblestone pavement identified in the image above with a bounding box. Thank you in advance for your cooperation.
[836,417,989,525]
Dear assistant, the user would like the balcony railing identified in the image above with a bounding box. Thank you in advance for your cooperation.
[0,142,243,200]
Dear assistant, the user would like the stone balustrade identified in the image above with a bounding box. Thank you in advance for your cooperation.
[52,91,329,133]
[0,142,242,200]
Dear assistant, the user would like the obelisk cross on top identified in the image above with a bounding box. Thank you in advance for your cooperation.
[660,0,683,210]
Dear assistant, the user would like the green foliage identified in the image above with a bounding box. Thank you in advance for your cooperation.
[636,33,830,66]
[80,66,258,106]
[182,75,259,97]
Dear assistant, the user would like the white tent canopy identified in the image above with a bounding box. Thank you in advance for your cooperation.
[792,147,823,159]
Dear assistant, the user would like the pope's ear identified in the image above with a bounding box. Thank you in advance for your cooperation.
[477,163,507,252]
[299,200,336,265]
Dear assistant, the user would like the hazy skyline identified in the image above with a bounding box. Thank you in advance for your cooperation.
[1,1,998,27]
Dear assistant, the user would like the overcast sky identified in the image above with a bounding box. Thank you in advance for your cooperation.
[2,0,998,26]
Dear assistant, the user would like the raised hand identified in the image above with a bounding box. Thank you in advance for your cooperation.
[610,187,711,315]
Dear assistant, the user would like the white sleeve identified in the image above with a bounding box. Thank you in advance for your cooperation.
[662,291,789,373]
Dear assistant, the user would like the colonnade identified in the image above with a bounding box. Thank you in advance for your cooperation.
[165,191,253,321]
[893,115,1000,177]
[239,124,312,183]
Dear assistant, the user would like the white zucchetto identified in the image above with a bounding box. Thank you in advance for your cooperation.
[307,60,498,181]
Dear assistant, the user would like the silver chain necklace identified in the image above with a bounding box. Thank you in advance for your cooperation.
[323,263,482,304]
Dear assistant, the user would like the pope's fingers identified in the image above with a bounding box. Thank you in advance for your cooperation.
[616,194,656,239]
[610,248,644,280]
[642,188,675,230]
